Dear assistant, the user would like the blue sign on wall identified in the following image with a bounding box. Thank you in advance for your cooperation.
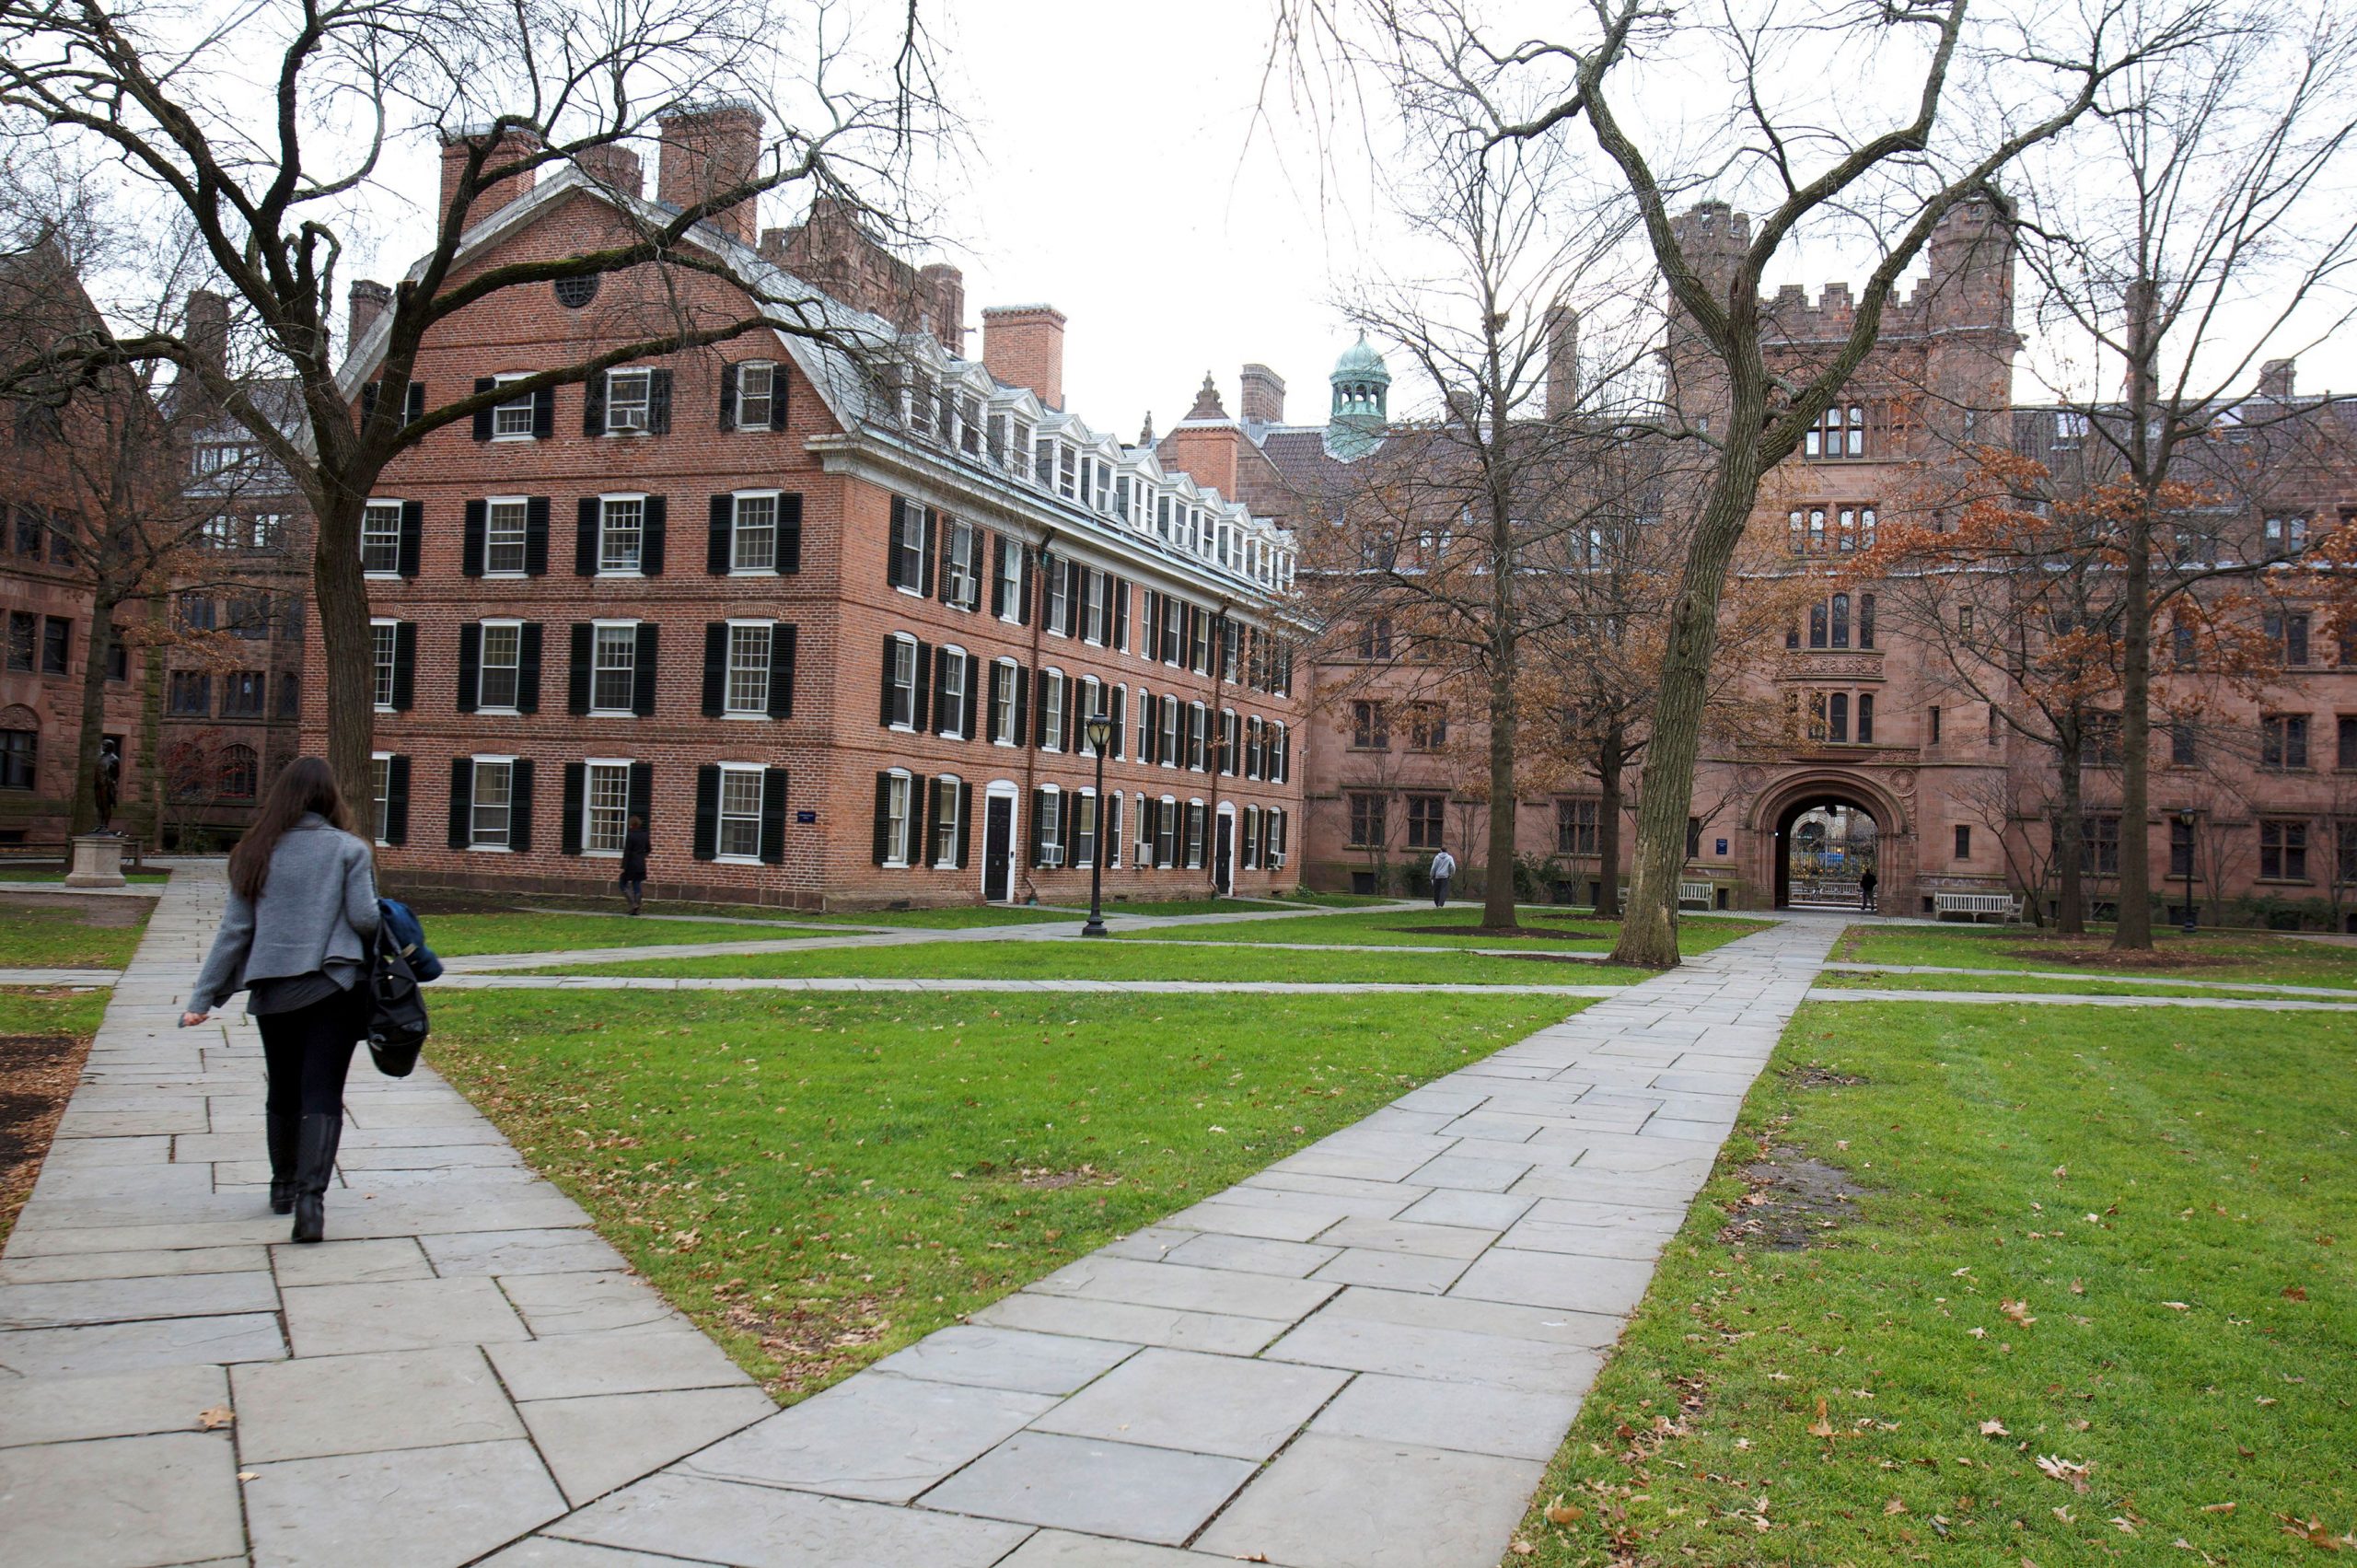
[1715,838,1728,855]
[795,810,818,824]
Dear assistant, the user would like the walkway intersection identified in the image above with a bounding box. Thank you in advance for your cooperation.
[4,872,1837,1567]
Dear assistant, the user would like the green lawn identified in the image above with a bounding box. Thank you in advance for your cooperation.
[425,989,1581,1399]
[1086,896,1305,917]
[1116,906,1772,957]
[1837,923,2357,988]
[525,938,1649,987]
[1510,1000,2357,1565]
[0,899,154,969]
[1817,969,2357,1001]
[422,905,1073,957]
[826,905,1077,929]
[0,868,170,884]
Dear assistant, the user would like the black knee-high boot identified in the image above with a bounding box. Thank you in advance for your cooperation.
[266,1110,297,1215]
[291,1112,343,1243]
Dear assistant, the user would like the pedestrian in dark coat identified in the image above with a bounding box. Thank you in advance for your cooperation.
[1859,868,1879,913]
[620,815,651,915]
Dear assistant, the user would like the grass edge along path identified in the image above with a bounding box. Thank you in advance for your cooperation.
[1502,998,2357,1566]
[1835,923,2357,989]
[424,987,1586,1402]
[1114,908,1774,955]
[0,987,112,1249]
[0,898,157,970]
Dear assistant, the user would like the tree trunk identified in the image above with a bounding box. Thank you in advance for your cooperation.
[1611,459,1761,970]
[2054,738,2085,935]
[69,585,122,836]
[312,489,377,815]
[2112,518,2154,949]
[1480,632,1519,930]
[1595,726,1624,919]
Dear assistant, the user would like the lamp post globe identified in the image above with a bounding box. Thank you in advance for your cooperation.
[1082,715,1114,936]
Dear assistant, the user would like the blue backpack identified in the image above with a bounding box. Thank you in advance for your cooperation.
[377,898,444,981]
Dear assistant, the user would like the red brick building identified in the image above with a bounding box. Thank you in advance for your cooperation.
[324,110,1305,909]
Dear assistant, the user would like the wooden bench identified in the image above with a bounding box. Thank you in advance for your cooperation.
[1678,880,1715,909]
[1933,891,2023,923]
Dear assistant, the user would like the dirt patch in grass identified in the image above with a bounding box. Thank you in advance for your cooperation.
[1721,1146,1861,1250]
[0,1025,94,1244]
[2006,943,2233,972]
[0,891,150,929]
[716,1289,899,1399]
[1790,1066,1866,1089]
[1398,923,1609,941]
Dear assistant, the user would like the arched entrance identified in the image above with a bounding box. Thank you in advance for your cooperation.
[1771,790,1882,911]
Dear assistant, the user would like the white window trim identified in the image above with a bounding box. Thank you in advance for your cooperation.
[1073,785,1098,870]
[483,494,531,579]
[1041,668,1066,753]
[893,500,929,599]
[368,749,394,847]
[361,500,404,581]
[936,646,969,739]
[581,755,633,858]
[468,754,517,854]
[945,519,979,610]
[369,616,400,714]
[887,633,920,733]
[932,772,963,870]
[997,540,1027,624]
[729,488,783,576]
[881,766,916,868]
[992,657,1019,748]
[490,374,536,441]
[721,618,774,720]
[713,760,768,866]
[587,618,640,718]
[597,492,649,579]
[475,617,526,716]
[734,361,777,432]
[1039,783,1064,868]
[603,366,654,436]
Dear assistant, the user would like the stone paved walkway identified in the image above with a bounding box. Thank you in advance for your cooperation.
[2,876,1834,1567]
[0,969,121,987]
[438,974,1624,997]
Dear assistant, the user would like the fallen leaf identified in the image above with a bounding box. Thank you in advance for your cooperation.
[2283,1286,2309,1301]
[1543,1496,1584,1527]
[1509,1541,1537,1558]
[237,1470,258,1482]
[2112,1516,2140,1534]
[2003,1299,2038,1326]
[1809,1397,1837,1439]
[2163,1301,2192,1311]
[2202,1503,2237,1515]
[1968,1326,1989,1340]
[2038,1455,2093,1493]
[1980,1419,2011,1436]
[2070,1279,2086,1295]
[2277,1515,2351,1551]
[1886,1497,1909,1516]
[196,1406,234,1431]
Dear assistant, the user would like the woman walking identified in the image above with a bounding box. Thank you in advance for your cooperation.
[182,757,380,1243]
[619,813,651,915]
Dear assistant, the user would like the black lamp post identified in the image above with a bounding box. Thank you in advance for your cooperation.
[2177,806,2199,935]
[1082,714,1114,936]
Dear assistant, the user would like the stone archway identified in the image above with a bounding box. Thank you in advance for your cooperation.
[1750,772,1910,912]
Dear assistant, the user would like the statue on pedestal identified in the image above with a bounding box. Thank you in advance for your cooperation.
[94,738,120,832]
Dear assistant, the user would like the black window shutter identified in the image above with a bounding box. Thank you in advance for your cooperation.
[888,496,908,588]
[646,368,672,434]
[719,363,738,430]
[911,641,932,734]
[508,761,534,853]
[1064,562,1082,637]
[871,773,892,864]
[384,756,411,845]
[770,366,790,431]
[1113,577,1130,650]
[561,761,586,854]
[524,497,550,575]
[923,778,943,867]
[641,495,666,575]
[779,494,803,575]
[702,622,727,717]
[531,386,553,438]
[920,509,938,598]
[879,635,899,726]
[391,621,416,711]
[1016,547,1032,626]
[403,380,425,426]
[457,623,482,713]
[962,661,979,740]
[632,623,659,715]
[988,532,1004,617]
[447,757,472,849]
[1111,685,1128,758]
[1107,793,1122,865]
[1062,679,1078,753]
[628,762,653,829]
[517,623,541,714]
[567,622,592,714]
[955,782,973,868]
[472,376,496,441]
[769,624,795,718]
[759,768,788,865]
[1029,788,1045,867]
[398,502,423,578]
[583,371,606,435]
[462,500,487,577]
[707,495,733,575]
[692,764,720,860]
[361,382,378,424]
[1033,668,1050,748]
[575,498,598,575]
[931,648,952,733]
[1011,664,1028,749]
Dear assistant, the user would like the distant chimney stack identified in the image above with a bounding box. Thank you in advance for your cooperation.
[982,305,1066,412]
[187,290,228,380]
[347,279,391,353]
[2258,358,2296,400]
[1239,363,1286,425]
[1544,305,1580,419]
[438,127,541,236]
[656,103,763,247]
[575,142,644,200]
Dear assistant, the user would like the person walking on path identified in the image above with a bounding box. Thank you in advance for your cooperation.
[1859,868,1879,913]
[182,757,380,1243]
[1429,847,1457,909]
[620,814,651,915]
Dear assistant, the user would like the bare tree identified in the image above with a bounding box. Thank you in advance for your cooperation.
[1283,0,2217,964]
[0,0,944,811]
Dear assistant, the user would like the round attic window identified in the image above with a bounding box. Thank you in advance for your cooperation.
[553,275,599,308]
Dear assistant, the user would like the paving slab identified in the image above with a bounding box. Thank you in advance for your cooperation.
[518,1387,776,1505]
[1198,1433,1546,1568]
[422,1226,629,1277]
[0,1429,245,1568]
[0,1363,227,1449]
[280,1275,531,1356]
[865,1323,1140,1395]
[1307,1372,1579,1461]
[551,1470,1032,1567]
[231,1345,524,1462]
[917,1430,1256,1544]
[683,1372,1056,1503]
[1026,1347,1350,1459]
[0,1309,285,1376]
[268,1235,435,1286]
[487,1327,753,1401]
[242,1437,568,1568]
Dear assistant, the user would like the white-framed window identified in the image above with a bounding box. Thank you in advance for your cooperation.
[880,769,915,866]
[370,619,399,711]
[478,620,522,712]
[1104,791,1123,868]
[360,501,403,575]
[731,492,780,573]
[1011,420,1033,478]
[1074,788,1097,869]
[598,495,644,575]
[1160,697,1180,767]
[1045,561,1069,634]
[591,621,638,714]
[891,499,929,594]
[1079,676,1103,749]
[886,634,919,730]
[945,518,979,608]
[735,362,776,430]
[992,658,1019,746]
[725,621,772,715]
[1188,702,1208,771]
[492,375,535,439]
[584,759,632,854]
[1041,669,1065,752]
[1039,785,1065,867]
[938,648,969,738]
[605,368,653,433]
[1271,720,1288,784]
[717,763,765,862]
[1155,795,1178,867]
[368,751,392,844]
[485,496,528,575]
[995,534,1026,621]
[1084,569,1106,645]
[933,774,962,868]
[1135,686,1152,761]
[470,757,516,849]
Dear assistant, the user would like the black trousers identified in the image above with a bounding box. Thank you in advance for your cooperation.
[256,986,366,1118]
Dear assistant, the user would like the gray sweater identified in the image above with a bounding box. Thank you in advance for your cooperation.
[190,816,381,1014]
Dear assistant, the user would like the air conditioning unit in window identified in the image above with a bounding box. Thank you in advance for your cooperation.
[1270,853,1287,869]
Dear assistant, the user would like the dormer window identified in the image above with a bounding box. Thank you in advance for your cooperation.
[1012,420,1033,476]
[960,395,982,456]
[909,371,936,437]
[987,412,1008,462]
[1059,445,1078,501]
[1034,434,1055,488]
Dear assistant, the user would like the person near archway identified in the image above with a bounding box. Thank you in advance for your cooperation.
[1860,867,1879,913]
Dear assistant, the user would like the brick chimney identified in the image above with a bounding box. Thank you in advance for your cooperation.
[347,280,391,352]
[1544,305,1580,418]
[575,142,644,199]
[438,127,541,236]
[982,305,1066,411]
[1239,364,1285,424]
[2258,357,2296,399]
[187,290,228,378]
[656,104,763,247]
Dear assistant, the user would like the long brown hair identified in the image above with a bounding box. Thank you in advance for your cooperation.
[227,756,355,901]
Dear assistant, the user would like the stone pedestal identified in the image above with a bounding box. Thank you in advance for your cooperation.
[64,833,128,889]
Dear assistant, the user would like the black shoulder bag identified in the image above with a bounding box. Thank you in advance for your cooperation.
[366,921,431,1077]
